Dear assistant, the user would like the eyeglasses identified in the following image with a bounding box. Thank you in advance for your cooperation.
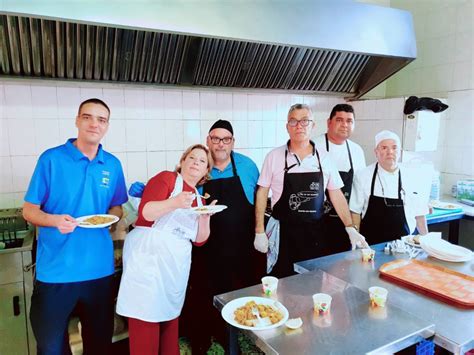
[209,136,233,145]
[287,119,313,127]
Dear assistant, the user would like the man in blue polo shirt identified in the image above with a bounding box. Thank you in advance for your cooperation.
[23,98,128,355]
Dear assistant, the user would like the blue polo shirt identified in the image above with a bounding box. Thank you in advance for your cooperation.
[200,151,259,205]
[25,139,128,283]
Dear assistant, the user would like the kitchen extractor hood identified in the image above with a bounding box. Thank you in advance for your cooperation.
[0,0,417,99]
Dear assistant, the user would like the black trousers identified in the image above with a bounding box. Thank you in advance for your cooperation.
[30,275,114,355]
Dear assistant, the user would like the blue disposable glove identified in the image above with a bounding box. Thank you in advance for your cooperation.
[129,182,145,198]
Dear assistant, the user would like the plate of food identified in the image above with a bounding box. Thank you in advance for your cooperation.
[191,205,227,215]
[430,201,462,210]
[221,296,289,331]
[401,235,422,248]
[76,214,119,228]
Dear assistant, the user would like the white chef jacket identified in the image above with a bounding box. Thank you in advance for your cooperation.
[314,134,367,173]
[349,163,430,234]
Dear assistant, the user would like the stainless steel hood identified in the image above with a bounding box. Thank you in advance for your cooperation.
[0,0,416,99]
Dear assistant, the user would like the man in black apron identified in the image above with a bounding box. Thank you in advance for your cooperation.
[349,130,429,245]
[315,104,367,254]
[182,119,262,352]
[127,120,261,352]
[254,104,369,278]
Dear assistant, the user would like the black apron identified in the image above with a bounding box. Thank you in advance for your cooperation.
[271,141,327,278]
[181,152,258,351]
[323,134,354,253]
[202,152,256,293]
[360,164,410,245]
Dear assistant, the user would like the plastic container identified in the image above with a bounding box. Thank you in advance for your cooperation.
[456,179,474,202]
[429,170,440,201]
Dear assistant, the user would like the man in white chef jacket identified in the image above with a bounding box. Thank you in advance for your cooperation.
[314,104,366,253]
[349,130,429,245]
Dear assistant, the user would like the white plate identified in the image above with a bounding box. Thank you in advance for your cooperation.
[401,235,422,248]
[191,205,227,215]
[430,201,462,210]
[221,296,289,331]
[420,235,473,262]
[76,214,119,228]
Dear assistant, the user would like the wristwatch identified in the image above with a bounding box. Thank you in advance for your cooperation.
[347,224,359,231]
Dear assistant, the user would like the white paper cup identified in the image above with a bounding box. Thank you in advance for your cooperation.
[312,293,332,315]
[312,312,333,327]
[369,286,388,307]
[361,248,375,262]
[261,276,278,296]
[368,305,388,319]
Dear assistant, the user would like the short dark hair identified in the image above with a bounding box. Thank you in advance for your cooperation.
[78,98,111,116]
[329,104,355,120]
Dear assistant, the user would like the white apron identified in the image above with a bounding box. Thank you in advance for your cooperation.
[116,174,202,322]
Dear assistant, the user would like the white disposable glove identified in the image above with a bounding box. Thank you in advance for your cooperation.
[254,232,269,253]
[345,226,370,250]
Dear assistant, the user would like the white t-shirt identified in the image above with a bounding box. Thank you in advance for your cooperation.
[349,162,430,233]
[314,134,366,173]
[258,143,343,208]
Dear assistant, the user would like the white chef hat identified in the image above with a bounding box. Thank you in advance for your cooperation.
[375,130,401,148]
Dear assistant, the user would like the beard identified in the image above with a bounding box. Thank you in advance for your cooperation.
[212,149,229,162]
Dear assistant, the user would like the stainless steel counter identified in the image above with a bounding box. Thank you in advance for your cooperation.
[214,269,434,354]
[294,244,474,354]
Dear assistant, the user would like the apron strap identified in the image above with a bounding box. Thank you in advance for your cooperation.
[346,140,353,171]
[285,140,321,173]
[230,151,238,177]
[398,169,403,200]
[284,149,298,172]
[371,163,403,200]
[325,134,353,171]
[370,164,378,195]
[170,173,203,207]
[314,146,323,175]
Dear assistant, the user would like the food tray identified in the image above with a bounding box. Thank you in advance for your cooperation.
[379,259,474,308]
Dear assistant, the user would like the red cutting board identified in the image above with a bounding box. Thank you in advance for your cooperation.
[379,259,474,308]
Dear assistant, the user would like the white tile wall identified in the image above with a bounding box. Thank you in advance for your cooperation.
[144,89,164,119]
[385,0,474,195]
[31,85,58,119]
[57,87,81,119]
[4,83,32,119]
[124,89,145,119]
[1,75,470,209]
[0,157,12,193]
[440,89,474,194]
[0,119,10,156]
[0,84,5,119]
[216,93,233,120]
[104,88,125,119]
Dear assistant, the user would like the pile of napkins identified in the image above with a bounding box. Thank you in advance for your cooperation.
[420,233,473,262]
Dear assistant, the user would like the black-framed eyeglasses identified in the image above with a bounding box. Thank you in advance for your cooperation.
[288,118,313,127]
[209,136,233,144]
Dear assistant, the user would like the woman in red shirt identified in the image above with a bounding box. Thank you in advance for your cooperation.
[117,144,215,355]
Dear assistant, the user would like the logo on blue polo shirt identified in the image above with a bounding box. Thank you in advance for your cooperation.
[101,170,110,188]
